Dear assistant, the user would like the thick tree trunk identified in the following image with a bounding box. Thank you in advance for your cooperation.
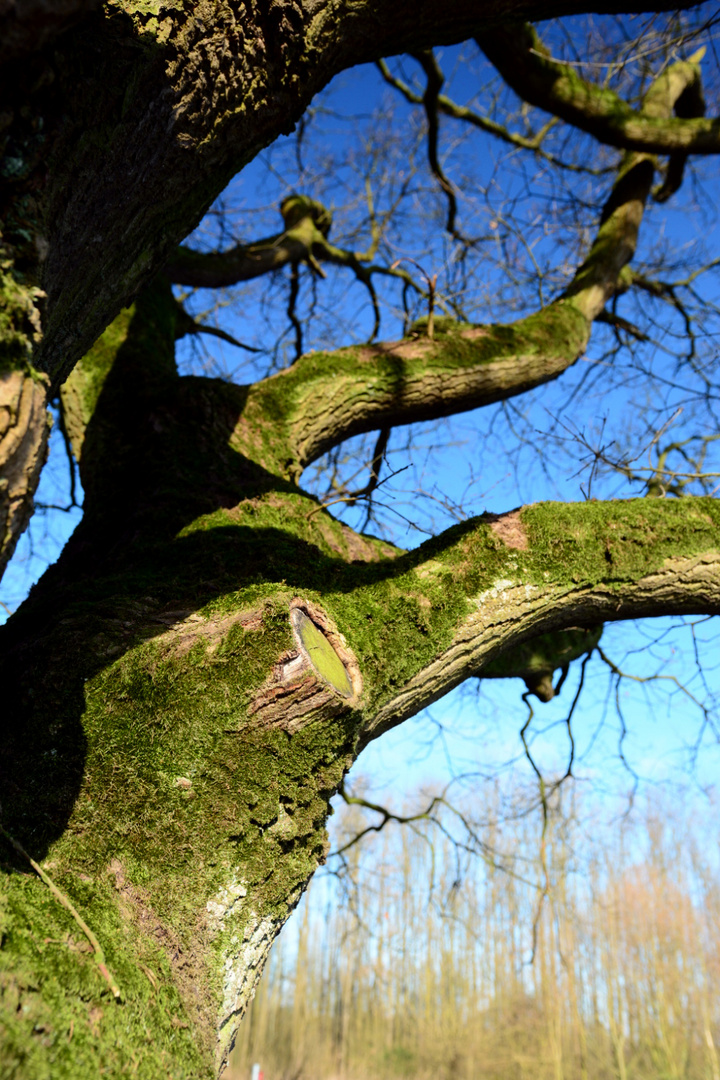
[2,17,719,1076]
[2,278,719,1077]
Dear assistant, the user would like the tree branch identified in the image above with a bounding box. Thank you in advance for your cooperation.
[478,24,714,156]
[166,196,334,288]
[354,497,720,748]
[167,195,416,341]
[408,49,460,235]
[174,301,262,352]
[243,92,662,472]
[376,56,610,176]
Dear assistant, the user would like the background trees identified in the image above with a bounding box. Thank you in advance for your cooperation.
[231,787,720,1080]
[2,3,720,1078]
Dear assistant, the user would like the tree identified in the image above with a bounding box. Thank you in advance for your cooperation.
[2,2,720,1077]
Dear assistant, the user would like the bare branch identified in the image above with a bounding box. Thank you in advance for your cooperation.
[376,56,611,175]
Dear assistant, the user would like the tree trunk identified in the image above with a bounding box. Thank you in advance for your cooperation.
[3,11,720,1077]
[2,276,719,1077]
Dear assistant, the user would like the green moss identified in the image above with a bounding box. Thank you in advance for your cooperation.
[522,498,720,586]
[60,307,134,459]
[1,560,363,1067]
[407,315,474,337]
[241,298,589,477]
[0,256,45,370]
[0,872,210,1079]
[318,497,720,713]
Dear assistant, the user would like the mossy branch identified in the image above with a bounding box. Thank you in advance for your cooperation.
[478,24,716,155]
[242,110,659,473]
[166,195,416,341]
[355,497,720,747]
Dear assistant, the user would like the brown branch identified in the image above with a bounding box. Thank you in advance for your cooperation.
[357,496,720,749]
[168,195,411,341]
[408,50,460,235]
[166,196,333,288]
[333,780,447,856]
[173,302,262,352]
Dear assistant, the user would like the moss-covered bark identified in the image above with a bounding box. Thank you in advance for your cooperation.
[3,264,720,1076]
[479,23,712,154]
[3,11,720,1077]
[2,476,719,1077]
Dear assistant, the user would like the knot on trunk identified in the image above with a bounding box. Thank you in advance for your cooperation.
[249,600,361,732]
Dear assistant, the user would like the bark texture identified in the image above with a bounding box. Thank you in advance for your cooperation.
[2,8,720,1079]
[0,368,50,576]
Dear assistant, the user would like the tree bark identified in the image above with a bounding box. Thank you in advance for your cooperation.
[0,368,50,575]
[2,10,720,1078]
[2,169,720,1075]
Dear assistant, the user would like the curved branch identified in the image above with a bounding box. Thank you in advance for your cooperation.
[408,50,460,235]
[174,302,262,352]
[356,497,720,748]
[166,196,333,288]
[243,102,658,472]
[478,24,715,155]
[332,780,446,855]
[235,49,704,476]
[167,195,414,340]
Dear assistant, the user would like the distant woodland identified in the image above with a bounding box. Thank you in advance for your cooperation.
[229,786,720,1080]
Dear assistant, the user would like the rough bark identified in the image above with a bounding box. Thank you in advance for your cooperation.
[2,11,720,1079]
[0,368,50,577]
